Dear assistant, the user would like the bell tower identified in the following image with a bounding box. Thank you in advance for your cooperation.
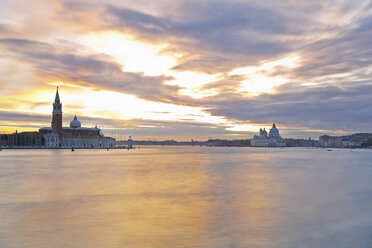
[52,87,63,137]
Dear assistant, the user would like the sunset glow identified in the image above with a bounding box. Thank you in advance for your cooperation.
[1,0,371,139]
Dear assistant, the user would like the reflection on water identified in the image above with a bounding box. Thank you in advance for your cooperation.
[0,147,372,248]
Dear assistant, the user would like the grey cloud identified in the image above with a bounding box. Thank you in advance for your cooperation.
[106,2,290,66]
[252,11,372,88]
[0,22,17,37]
[0,110,244,140]
[172,1,292,34]
[0,38,181,103]
[356,16,372,33]
[59,1,294,73]
[204,83,372,133]
[0,23,9,33]
[105,0,372,78]
[108,6,169,34]
[0,110,119,128]
[60,1,343,74]
[289,30,372,82]
[0,111,50,123]
[200,75,244,94]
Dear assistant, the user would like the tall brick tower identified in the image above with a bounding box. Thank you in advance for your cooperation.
[52,87,63,137]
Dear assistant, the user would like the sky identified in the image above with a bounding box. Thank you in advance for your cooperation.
[0,0,372,140]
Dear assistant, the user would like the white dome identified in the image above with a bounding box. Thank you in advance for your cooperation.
[269,123,280,138]
[70,115,81,128]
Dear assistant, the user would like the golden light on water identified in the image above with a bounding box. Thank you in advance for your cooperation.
[2,148,284,248]
[1,2,371,247]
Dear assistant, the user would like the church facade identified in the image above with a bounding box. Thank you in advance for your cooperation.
[251,123,286,147]
[38,88,116,148]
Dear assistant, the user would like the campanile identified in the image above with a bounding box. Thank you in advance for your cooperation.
[52,87,63,137]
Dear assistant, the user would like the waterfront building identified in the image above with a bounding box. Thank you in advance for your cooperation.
[128,136,133,149]
[44,133,60,148]
[0,88,116,148]
[319,134,372,148]
[0,131,42,147]
[251,123,286,147]
[39,88,116,148]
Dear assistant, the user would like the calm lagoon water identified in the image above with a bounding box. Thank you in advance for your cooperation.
[0,147,372,248]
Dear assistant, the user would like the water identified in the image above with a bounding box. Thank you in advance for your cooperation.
[0,147,372,248]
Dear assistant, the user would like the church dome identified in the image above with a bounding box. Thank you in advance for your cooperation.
[70,115,81,128]
[262,128,267,136]
[269,123,280,138]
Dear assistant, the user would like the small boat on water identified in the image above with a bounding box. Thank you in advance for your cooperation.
[327,149,332,151]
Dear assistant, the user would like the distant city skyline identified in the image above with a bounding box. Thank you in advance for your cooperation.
[1,0,371,140]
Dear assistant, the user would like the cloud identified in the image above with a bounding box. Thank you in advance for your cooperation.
[203,83,372,132]
[0,23,10,34]
[108,6,169,35]
[106,2,291,71]
[355,16,372,33]
[0,110,246,140]
[0,110,50,123]
[58,1,299,72]
[58,0,372,77]
[1,0,372,138]
[0,38,182,103]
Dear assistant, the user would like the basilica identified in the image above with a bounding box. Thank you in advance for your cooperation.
[251,123,286,147]
[38,88,116,148]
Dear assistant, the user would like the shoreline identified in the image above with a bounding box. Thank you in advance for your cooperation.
[1,146,370,150]
[0,147,132,150]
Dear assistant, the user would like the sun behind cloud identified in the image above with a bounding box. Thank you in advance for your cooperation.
[1,0,372,139]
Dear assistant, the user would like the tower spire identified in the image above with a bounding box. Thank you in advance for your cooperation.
[55,87,60,103]
[52,87,63,139]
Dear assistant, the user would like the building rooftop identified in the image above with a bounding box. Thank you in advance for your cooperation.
[40,127,99,131]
